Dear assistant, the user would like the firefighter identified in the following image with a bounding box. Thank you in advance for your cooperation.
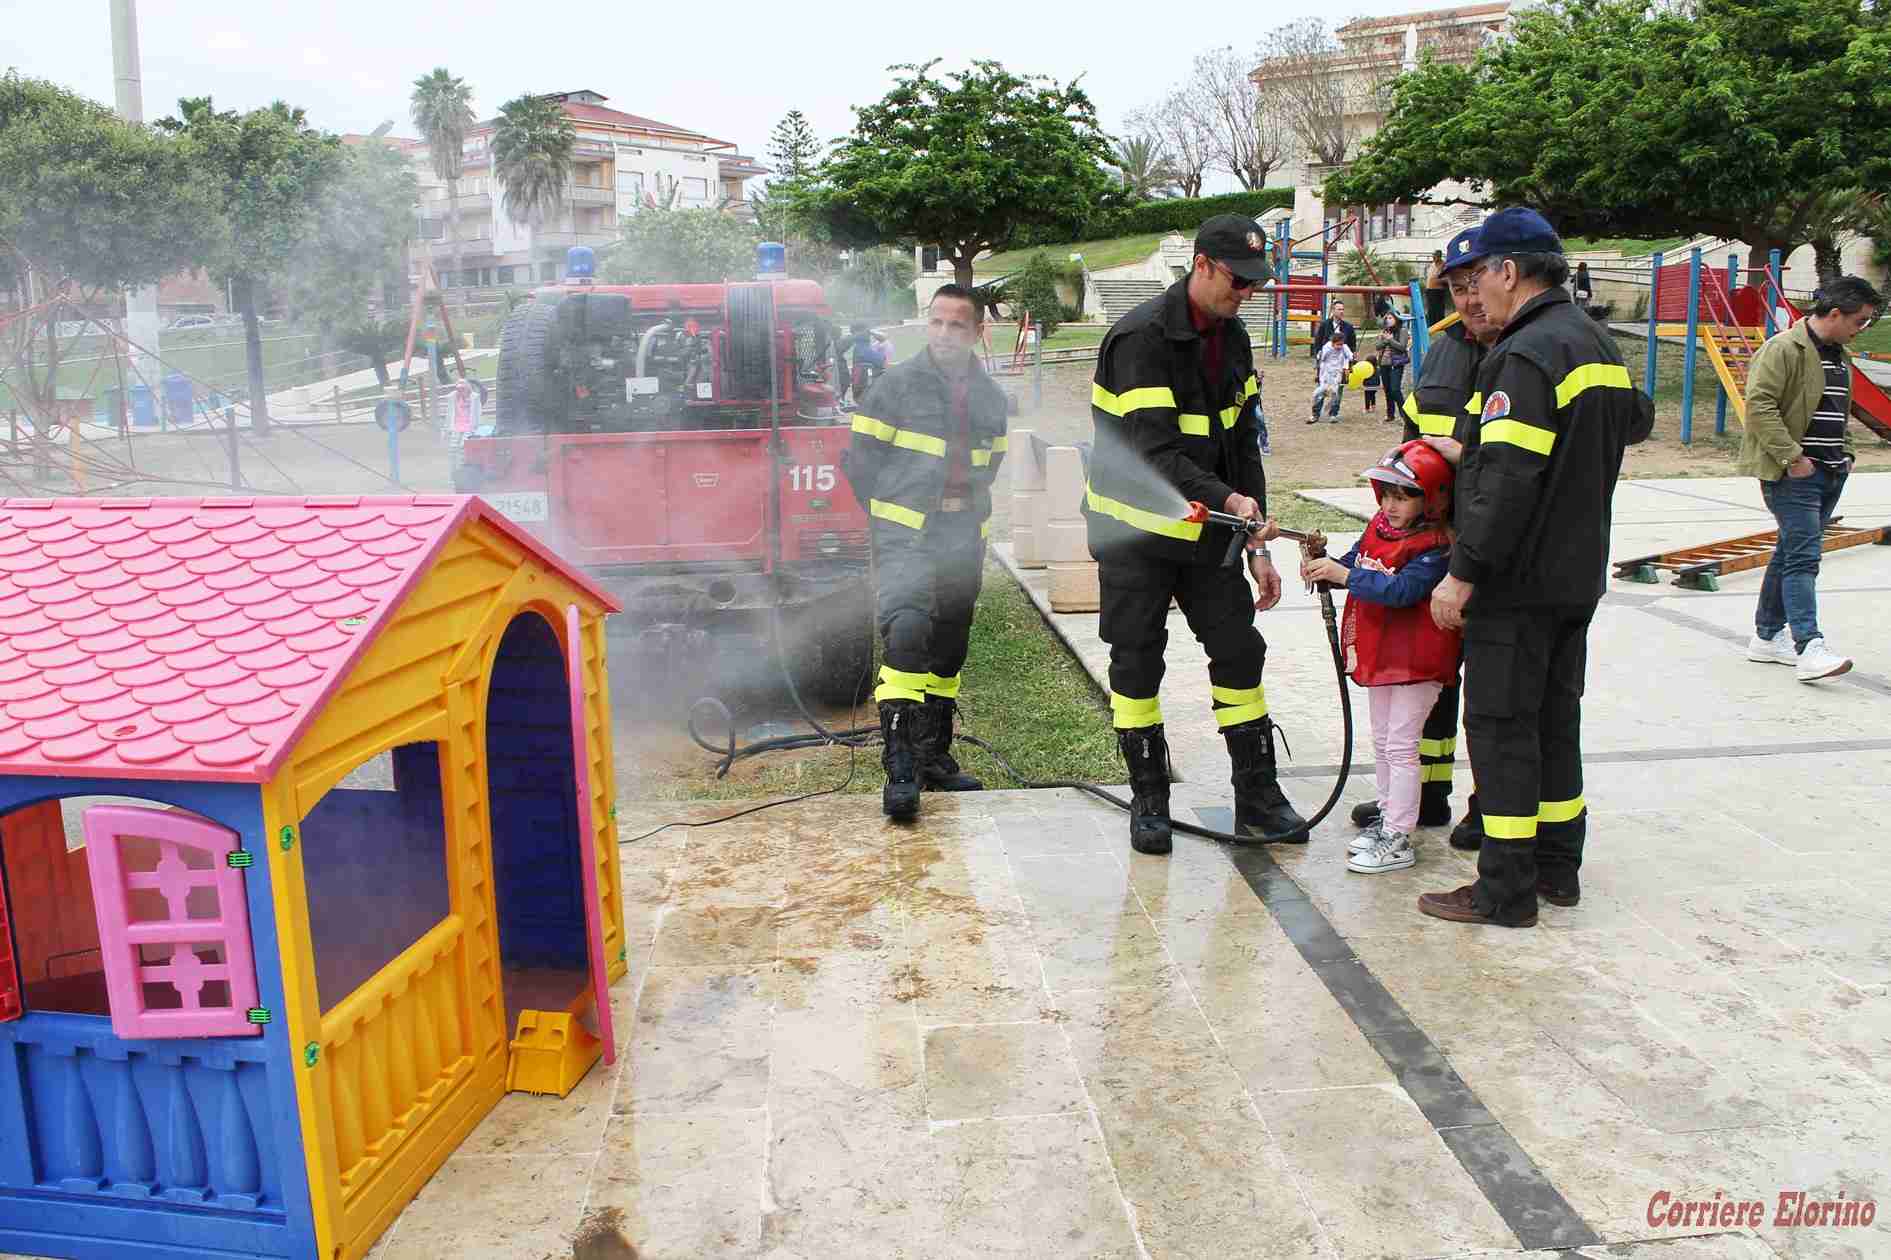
[844,284,1008,820]
[1416,208,1653,928]
[1087,215,1306,855]
[1353,226,1500,850]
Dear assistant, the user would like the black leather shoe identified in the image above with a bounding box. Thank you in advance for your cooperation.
[1350,800,1382,827]
[1449,794,1484,851]
[1536,877,1580,907]
[1225,719,1309,844]
[879,700,924,821]
[919,696,983,791]
[1118,727,1173,855]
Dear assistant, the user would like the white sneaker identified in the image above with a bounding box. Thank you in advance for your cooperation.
[1746,628,1798,665]
[1349,818,1386,854]
[1795,637,1853,682]
[1348,829,1416,873]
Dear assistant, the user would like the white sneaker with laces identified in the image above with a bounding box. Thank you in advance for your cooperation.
[1349,818,1386,854]
[1746,628,1798,665]
[1348,829,1416,873]
[1795,637,1853,682]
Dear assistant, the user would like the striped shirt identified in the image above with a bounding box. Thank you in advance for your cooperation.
[1803,326,1851,467]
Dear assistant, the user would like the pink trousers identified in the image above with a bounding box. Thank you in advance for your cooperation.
[1369,680,1444,833]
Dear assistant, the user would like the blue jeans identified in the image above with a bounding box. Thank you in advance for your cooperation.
[1756,464,1848,650]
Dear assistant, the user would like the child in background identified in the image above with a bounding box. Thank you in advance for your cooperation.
[1309,328,1354,423]
[1361,340,1382,414]
[1301,441,1460,873]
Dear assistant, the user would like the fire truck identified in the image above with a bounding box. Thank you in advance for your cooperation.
[453,248,873,703]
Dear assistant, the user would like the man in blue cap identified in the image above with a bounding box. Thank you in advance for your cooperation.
[1415,207,1652,928]
[1351,224,1499,849]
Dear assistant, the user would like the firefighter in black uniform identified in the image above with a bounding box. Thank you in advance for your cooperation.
[1416,209,1653,928]
[1354,226,1499,848]
[845,284,1009,820]
[1087,215,1307,855]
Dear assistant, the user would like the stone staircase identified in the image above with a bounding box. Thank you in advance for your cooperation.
[1091,278,1279,342]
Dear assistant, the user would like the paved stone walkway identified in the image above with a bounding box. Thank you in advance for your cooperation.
[337,481,1891,1259]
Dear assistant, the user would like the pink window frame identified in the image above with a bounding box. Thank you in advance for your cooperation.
[83,804,261,1040]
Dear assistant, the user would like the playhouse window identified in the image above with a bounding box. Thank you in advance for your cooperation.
[82,804,262,1040]
[300,742,451,1014]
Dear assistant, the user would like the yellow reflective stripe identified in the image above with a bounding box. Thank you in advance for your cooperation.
[852,413,946,457]
[893,429,947,457]
[980,519,990,539]
[1177,413,1212,436]
[1483,813,1538,840]
[1538,795,1586,824]
[1465,392,1483,415]
[1214,701,1269,728]
[971,448,994,466]
[1084,483,1202,541]
[1482,419,1557,456]
[869,499,926,529]
[1210,683,1266,706]
[1111,692,1163,729]
[1092,383,1178,416]
[1555,363,1631,408]
[1405,393,1455,436]
[989,435,1008,452]
[924,672,962,699]
[1219,404,1240,429]
[874,665,928,702]
[1241,374,1259,401]
[1418,736,1456,757]
[1420,763,1455,783]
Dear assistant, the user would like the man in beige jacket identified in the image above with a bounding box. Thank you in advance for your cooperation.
[1738,275,1882,681]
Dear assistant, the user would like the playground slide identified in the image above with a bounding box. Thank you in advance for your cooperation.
[1850,365,1891,444]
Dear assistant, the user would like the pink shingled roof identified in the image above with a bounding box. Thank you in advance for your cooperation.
[0,496,618,784]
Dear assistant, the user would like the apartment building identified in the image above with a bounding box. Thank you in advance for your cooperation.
[403,90,766,288]
[1252,4,1510,249]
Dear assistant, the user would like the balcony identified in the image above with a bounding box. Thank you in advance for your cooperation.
[565,184,616,206]
[534,229,618,250]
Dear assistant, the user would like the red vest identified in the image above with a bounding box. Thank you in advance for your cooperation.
[1341,520,1461,686]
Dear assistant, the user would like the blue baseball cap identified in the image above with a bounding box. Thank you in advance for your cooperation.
[1448,208,1563,274]
[1439,226,1483,275]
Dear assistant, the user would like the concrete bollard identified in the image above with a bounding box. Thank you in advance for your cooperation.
[1043,445,1098,610]
[1048,561,1101,613]
[1009,427,1044,492]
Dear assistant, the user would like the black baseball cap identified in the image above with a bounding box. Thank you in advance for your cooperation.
[1194,214,1274,283]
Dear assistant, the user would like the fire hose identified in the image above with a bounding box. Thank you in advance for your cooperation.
[683,500,1355,851]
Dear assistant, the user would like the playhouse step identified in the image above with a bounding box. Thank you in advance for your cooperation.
[506,1008,603,1099]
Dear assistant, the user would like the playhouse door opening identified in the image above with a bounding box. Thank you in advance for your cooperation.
[485,612,594,1043]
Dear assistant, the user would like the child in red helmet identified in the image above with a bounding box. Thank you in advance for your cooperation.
[1301,440,1461,873]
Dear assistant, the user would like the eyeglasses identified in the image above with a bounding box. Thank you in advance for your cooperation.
[1213,261,1260,292]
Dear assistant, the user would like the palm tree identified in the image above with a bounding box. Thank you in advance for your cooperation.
[1110,133,1173,200]
[493,94,578,279]
[409,68,475,287]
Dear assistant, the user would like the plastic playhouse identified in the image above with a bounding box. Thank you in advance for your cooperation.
[0,495,625,1260]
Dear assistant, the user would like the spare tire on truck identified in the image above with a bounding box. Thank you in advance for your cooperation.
[495,299,564,433]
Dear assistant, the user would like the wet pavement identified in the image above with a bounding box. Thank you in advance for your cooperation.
[349,477,1891,1259]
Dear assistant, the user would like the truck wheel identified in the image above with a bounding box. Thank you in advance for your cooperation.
[787,597,876,707]
[495,300,564,433]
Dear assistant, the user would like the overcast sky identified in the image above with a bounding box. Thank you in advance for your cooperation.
[1,0,1423,181]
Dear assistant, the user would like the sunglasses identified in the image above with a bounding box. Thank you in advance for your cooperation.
[1213,261,1260,292]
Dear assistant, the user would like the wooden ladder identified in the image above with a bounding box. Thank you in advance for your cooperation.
[1615,518,1891,590]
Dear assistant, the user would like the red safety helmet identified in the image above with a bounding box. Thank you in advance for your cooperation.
[1363,439,1454,522]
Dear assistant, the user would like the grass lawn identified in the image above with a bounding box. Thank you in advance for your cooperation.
[645,562,1122,800]
[1851,322,1891,357]
[1564,236,1690,257]
[978,233,1168,277]
[882,321,1107,363]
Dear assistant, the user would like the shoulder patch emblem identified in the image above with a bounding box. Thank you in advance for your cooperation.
[1481,390,1511,422]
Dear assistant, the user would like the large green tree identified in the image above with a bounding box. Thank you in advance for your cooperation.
[158,97,343,432]
[767,109,820,179]
[492,94,577,277]
[1324,0,1891,261]
[409,68,475,287]
[600,207,760,284]
[800,60,1116,290]
[279,141,419,387]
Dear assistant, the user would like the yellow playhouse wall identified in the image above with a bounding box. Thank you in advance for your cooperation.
[260,516,620,1260]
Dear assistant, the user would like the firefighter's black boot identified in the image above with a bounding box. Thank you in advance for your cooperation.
[1449,793,1485,851]
[880,699,924,821]
[1225,718,1310,843]
[920,696,983,791]
[1117,726,1172,855]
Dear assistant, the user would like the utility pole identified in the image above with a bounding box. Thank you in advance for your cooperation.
[111,0,164,410]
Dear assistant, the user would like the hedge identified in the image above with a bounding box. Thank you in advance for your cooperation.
[1107,190,1295,236]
